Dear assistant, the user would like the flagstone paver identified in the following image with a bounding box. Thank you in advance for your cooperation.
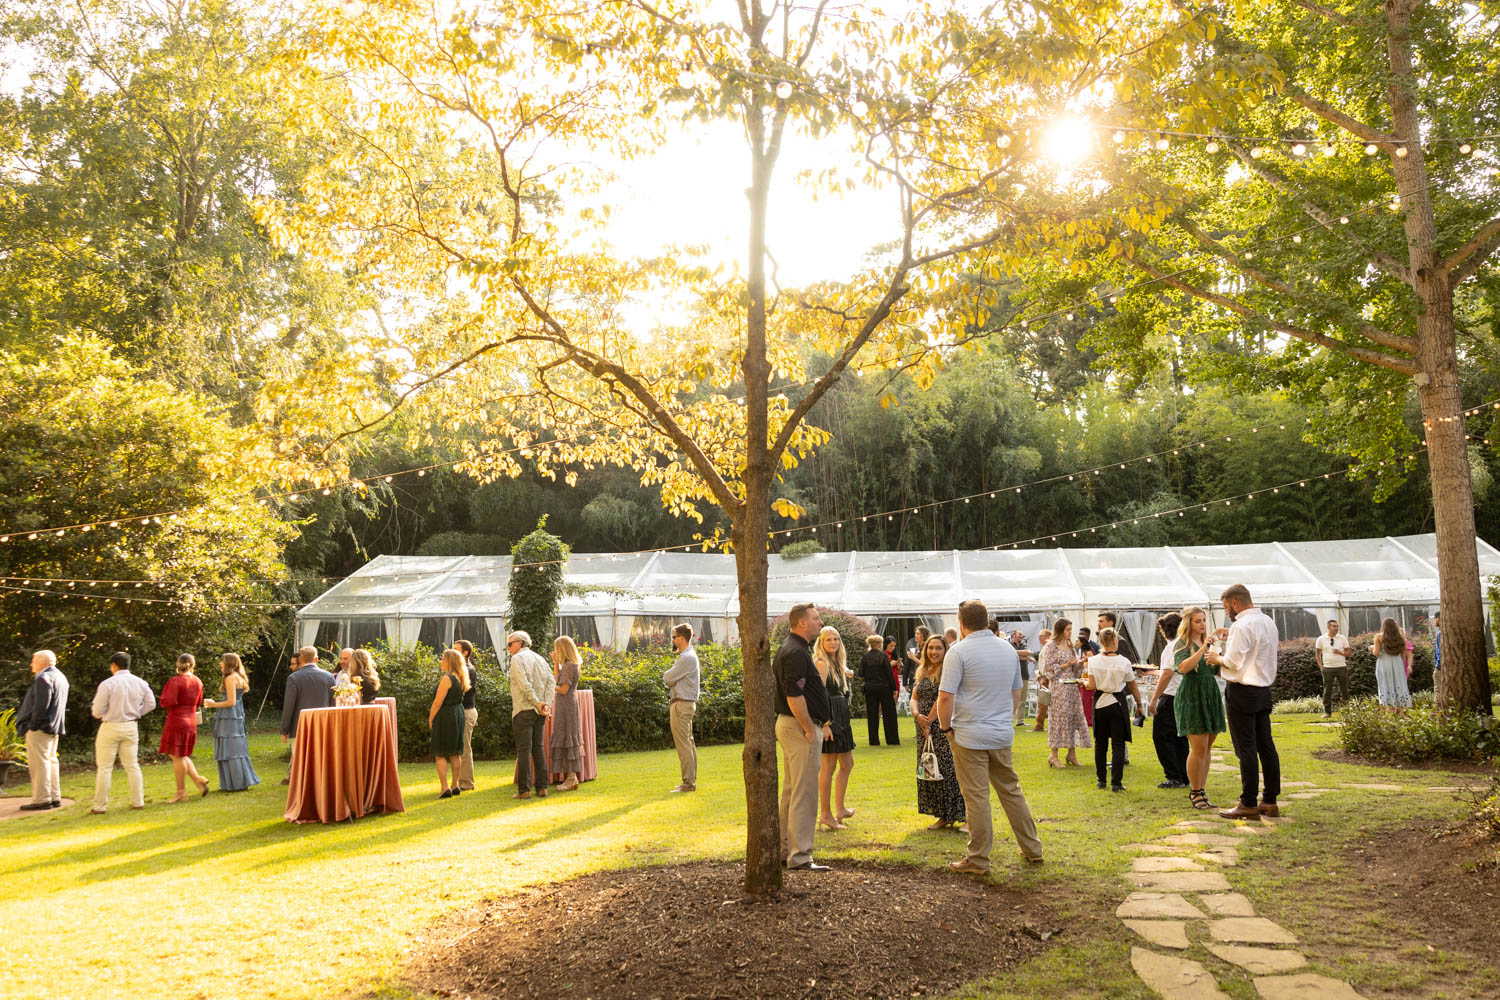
[1208,918,1298,945]
[1128,871,1234,892]
[1280,781,1318,788]
[1253,973,1369,999]
[1194,850,1239,867]
[1203,944,1308,975]
[1117,892,1209,919]
[1199,893,1256,917]
[1341,783,1403,791]
[1121,842,1197,853]
[1133,856,1208,873]
[1124,919,1192,949]
[1285,792,1325,800]
[1131,948,1230,1000]
[1161,833,1245,849]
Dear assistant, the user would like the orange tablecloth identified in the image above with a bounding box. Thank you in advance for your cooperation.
[513,689,598,785]
[373,697,398,758]
[285,704,405,824]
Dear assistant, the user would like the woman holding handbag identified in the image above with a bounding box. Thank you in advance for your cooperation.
[911,634,965,832]
[159,653,209,801]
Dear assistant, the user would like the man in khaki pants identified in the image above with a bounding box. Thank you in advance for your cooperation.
[663,624,700,792]
[90,652,156,813]
[936,599,1043,871]
[774,604,833,871]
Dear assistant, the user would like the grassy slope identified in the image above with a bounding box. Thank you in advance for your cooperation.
[0,715,1489,1000]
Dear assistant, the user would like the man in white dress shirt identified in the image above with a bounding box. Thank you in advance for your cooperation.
[1205,583,1282,819]
[90,652,157,813]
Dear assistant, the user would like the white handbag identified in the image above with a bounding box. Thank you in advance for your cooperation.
[917,731,944,781]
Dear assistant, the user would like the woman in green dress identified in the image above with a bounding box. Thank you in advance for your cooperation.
[1172,606,1225,810]
[428,648,470,799]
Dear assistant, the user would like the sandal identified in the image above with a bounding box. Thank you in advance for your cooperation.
[839,807,856,819]
[1189,789,1215,810]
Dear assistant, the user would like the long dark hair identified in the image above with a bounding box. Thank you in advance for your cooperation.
[1379,618,1405,655]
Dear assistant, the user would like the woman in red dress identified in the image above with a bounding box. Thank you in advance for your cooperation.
[159,653,209,801]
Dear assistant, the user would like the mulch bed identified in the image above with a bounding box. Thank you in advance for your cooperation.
[1313,748,1500,774]
[405,861,1057,1000]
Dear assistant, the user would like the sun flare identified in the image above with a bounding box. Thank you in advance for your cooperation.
[1042,116,1095,167]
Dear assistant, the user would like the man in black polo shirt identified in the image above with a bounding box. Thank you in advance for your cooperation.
[775,602,832,872]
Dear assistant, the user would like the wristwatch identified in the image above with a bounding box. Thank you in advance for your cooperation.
[941,726,954,735]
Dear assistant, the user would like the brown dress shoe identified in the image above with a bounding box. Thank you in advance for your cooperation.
[1218,802,1261,819]
[1258,802,1281,817]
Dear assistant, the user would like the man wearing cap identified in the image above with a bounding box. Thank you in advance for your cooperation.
[507,630,555,800]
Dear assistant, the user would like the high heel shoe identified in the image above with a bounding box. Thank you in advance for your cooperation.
[838,807,855,819]
[1189,789,1215,810]
[197,777,210,798]
[1047,759,1063,769]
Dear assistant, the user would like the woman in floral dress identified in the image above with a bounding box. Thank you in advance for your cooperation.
[1040,619,1090,767]
[912,634,965,831]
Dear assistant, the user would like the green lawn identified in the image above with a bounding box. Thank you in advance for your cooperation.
[0,715,1491,1000]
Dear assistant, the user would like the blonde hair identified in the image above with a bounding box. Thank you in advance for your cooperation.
[917,634,948,684]
[553,635,581,666]
[865,634,883,650]
[220,653,249,689]
[1175,606,1208,647]
[175,653,196,674]
[812,626,847,694]
[1097,627,1118,651]
[349,648,380,692]
[441,648,471,692]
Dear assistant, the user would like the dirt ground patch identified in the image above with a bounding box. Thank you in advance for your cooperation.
[1312,748,1499,774]
[404,861,1057,1000]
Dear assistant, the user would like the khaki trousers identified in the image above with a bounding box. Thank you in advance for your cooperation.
[93,721,144,810]
[950,742,1043,869]
[669,700,697,786]
[458,707,479,789]
[26,730,60,804]
[776,714,823,867]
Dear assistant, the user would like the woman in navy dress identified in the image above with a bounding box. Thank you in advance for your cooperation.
[203,653,260,792]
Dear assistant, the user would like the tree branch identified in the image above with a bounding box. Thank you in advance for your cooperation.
[1124,256,1419,375]
[1287,93,1396,146]
[1221,140,1412,282]
[1444,215,1500,285]
[1285,0,1355,26]
[1176,218,1416,354]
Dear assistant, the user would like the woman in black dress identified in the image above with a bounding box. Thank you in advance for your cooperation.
[860,635,900,746]
[815,626,857,830]
[912,634,965,831]
[428,649,469,798]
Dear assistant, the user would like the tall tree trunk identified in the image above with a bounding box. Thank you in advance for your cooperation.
[1387,2,1492,713]
[739,89,781,893]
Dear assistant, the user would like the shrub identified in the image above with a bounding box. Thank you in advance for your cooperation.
[1274,632,1434,702]
[1337,697,1500,763]
[779,540,825,559]
[372,642,512,762]
[768,607,875,715]
[1472,777,1500,839]
[1272,696,1323,715]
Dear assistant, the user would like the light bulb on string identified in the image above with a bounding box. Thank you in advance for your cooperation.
[852,99,868,118]
[1293,234,1302,243]
[775,81,793,99]
[1395,146,1408,158]
[1205,140,1219,154]
[1113,130,1126,144]
[1322,142,1337,156]
[1250,146,1264,158]
[1460,143,1473,155]
[1291,142,1307,157]
[1365,143,1379,155]
[995,131,1011,148]
[1155,136,1170,151]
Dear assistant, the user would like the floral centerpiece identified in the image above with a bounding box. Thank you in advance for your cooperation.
[332,681,361,708]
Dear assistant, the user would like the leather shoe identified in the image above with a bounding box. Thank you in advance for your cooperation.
[1110,784,1127,793]
[1158,779,1187,789]
[948,858,989,874]
[669,783,696,793]
[1218,803,1261,819]
[18,802,51,811]
[1258,802,1281,817]
[49,800,62,808]
[89,808,107,815]
[787,862,830,872]
[1022,854,1044,864]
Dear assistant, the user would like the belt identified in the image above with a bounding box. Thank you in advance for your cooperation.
[671,698,696,705]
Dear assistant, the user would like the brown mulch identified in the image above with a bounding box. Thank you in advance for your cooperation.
[404,861,1058,1000]
[1313,748,1500,774]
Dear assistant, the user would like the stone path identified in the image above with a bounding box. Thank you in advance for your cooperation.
[0,796,75,822]
[1116,781,1395,1000]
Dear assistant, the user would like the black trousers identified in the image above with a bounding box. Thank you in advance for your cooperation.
[1224,682,1280,807]
[1094,701,1130,786]
[1320,667,1351,715]
[512,709,548,793]
[866,690,899,746]
[1152,694,1190,784]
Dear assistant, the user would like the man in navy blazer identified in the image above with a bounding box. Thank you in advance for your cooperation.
[279,646,335,783]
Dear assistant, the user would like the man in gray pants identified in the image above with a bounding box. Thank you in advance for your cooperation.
[664,623,701,792]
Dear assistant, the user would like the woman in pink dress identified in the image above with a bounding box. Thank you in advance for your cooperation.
[1040,619,1090,767]
[159,653,209,801]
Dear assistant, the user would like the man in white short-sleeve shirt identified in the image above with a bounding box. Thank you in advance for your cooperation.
[936,599,1043,872]
[1314,620,1351,718]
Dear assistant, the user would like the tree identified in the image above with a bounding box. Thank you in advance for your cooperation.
[0,338,292,737]
[508,518,567,654]
[1029,0,1498,711]
[264,0,1123,892]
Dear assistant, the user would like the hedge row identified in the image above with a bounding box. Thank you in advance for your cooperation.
[374,641,748,762]
[1272,632,1434,703]
[1337,697,1500,762]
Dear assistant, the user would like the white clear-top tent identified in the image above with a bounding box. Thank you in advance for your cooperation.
[296,533,1500,659]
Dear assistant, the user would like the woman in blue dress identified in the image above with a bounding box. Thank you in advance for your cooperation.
[1369,618,1412,708]
[204,653,261,791]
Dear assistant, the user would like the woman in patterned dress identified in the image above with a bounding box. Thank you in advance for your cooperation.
[1040,619,1090,768]
[912,634,965,831]
[550,636,585,789]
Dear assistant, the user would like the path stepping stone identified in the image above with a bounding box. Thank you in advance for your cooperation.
[1341,782,1403,791]
[1209,764,1238,773]
[1194,850,1239,867]
[1134,856,1207,873]
[1129,871,1233,892]
[1227,825,1268,835]
[1285,792,1324,800]
[1281,781,1318,787]
[1121,842,1196,854]
[1173,820,1220,829]
[1130,947,1229,999]
[1199,893,1256,917]
[1124,919,1192,949]
[1209,918,1298,945]
[1253,973,1368,999]
[1161,833,1244,849]
[1117,892,1208,919]
[1204,944,1308,975]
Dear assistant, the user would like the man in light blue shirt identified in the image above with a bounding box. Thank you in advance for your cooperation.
[90,651,156,813]
[937,599,1043,871]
